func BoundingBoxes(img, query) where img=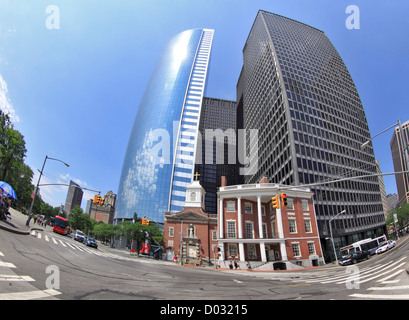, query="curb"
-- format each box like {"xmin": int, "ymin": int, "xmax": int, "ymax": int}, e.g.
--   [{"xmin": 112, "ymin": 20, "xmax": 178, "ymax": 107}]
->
[{"xmin": 0, "ymin": 223, "xmax": 30, "ymax": 235}]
